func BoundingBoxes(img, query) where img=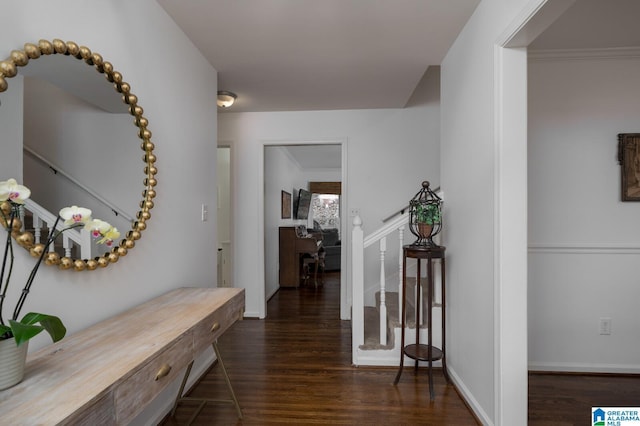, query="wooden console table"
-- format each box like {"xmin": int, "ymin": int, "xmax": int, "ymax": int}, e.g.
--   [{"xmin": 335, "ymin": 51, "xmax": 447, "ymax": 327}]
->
[{"xmin": 0, "ymin": 287, "xmax": 244, "ymax": 425}]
